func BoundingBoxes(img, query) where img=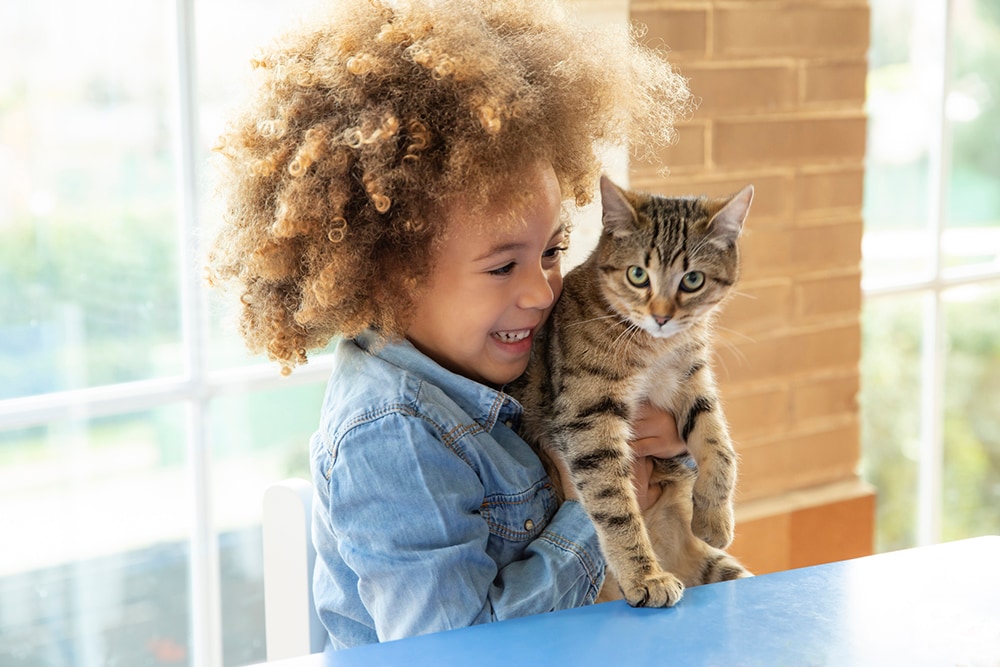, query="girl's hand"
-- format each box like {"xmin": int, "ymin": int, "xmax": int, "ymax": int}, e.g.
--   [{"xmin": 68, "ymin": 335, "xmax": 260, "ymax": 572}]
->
[
  {"xmin": 547, "ymin": 402, "xmax": 687, "ymax": 510},
  {"xmin": 630, "ymin": 402, "xmax": 687, "ymax": 511}
]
